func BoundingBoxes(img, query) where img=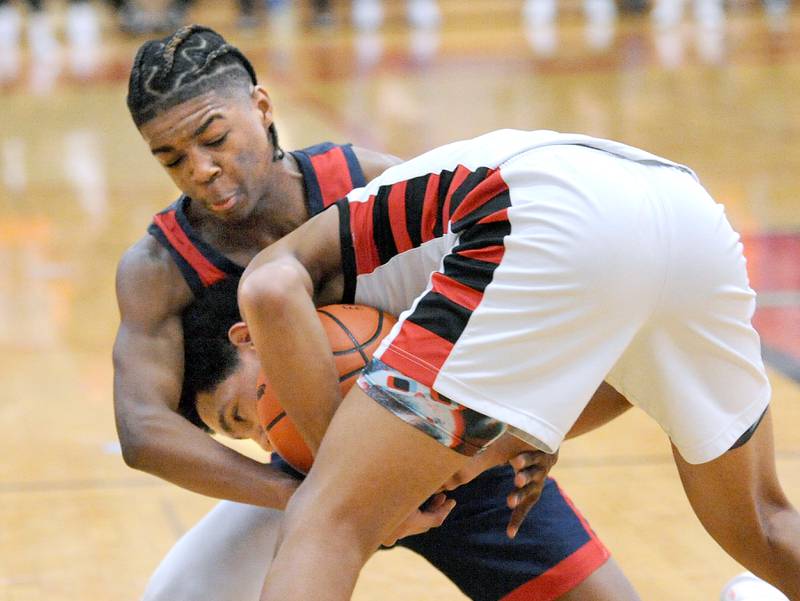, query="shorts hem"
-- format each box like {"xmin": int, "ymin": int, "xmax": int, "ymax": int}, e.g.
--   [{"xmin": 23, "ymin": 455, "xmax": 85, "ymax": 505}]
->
[
  {"xmin": 606, "ymin": 376, "xmax": 771, "ymax": 464},
  {"xmin": 675, "ymin": 395, "xmax": 772, "ymax": 464},
  {"xmin": 499, "ymin": 538, "xmax": 610, "ymax": 601},
  {"xmin": 432, "ymin": 373, "xmax": 565, "ymax": 455},
  {"xmin": 356, "ymin": 370, "xmax": 502, "ymax": 457}
]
